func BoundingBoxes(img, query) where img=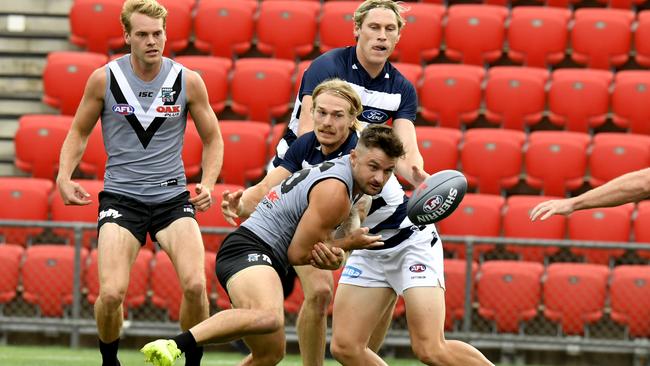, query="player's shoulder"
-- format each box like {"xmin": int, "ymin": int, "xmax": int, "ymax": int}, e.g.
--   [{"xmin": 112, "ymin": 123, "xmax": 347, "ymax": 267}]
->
[
  {"xmin": 310, "ymin": 47, "xmax": 350, "ymax": 71},
  {"xmin": 385, "ymin": 62, "xmax": 416, "ymax": 94}
]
